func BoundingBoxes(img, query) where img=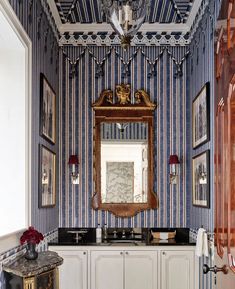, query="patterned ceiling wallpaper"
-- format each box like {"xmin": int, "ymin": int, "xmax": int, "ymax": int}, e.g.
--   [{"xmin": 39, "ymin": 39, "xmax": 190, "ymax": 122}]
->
[{"xmin": 55, "ymin": 0, "xmax": 194, "ymax": 24}]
